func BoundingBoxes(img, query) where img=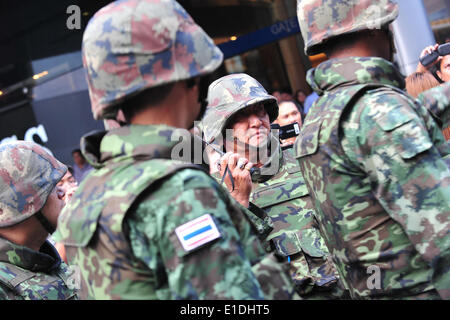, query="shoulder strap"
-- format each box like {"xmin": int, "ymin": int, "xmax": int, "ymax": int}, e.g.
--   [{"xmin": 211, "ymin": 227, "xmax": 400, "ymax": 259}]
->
[{"xmin": 0, "ymin": 263, "xmax": 35, "ymax": 293}]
